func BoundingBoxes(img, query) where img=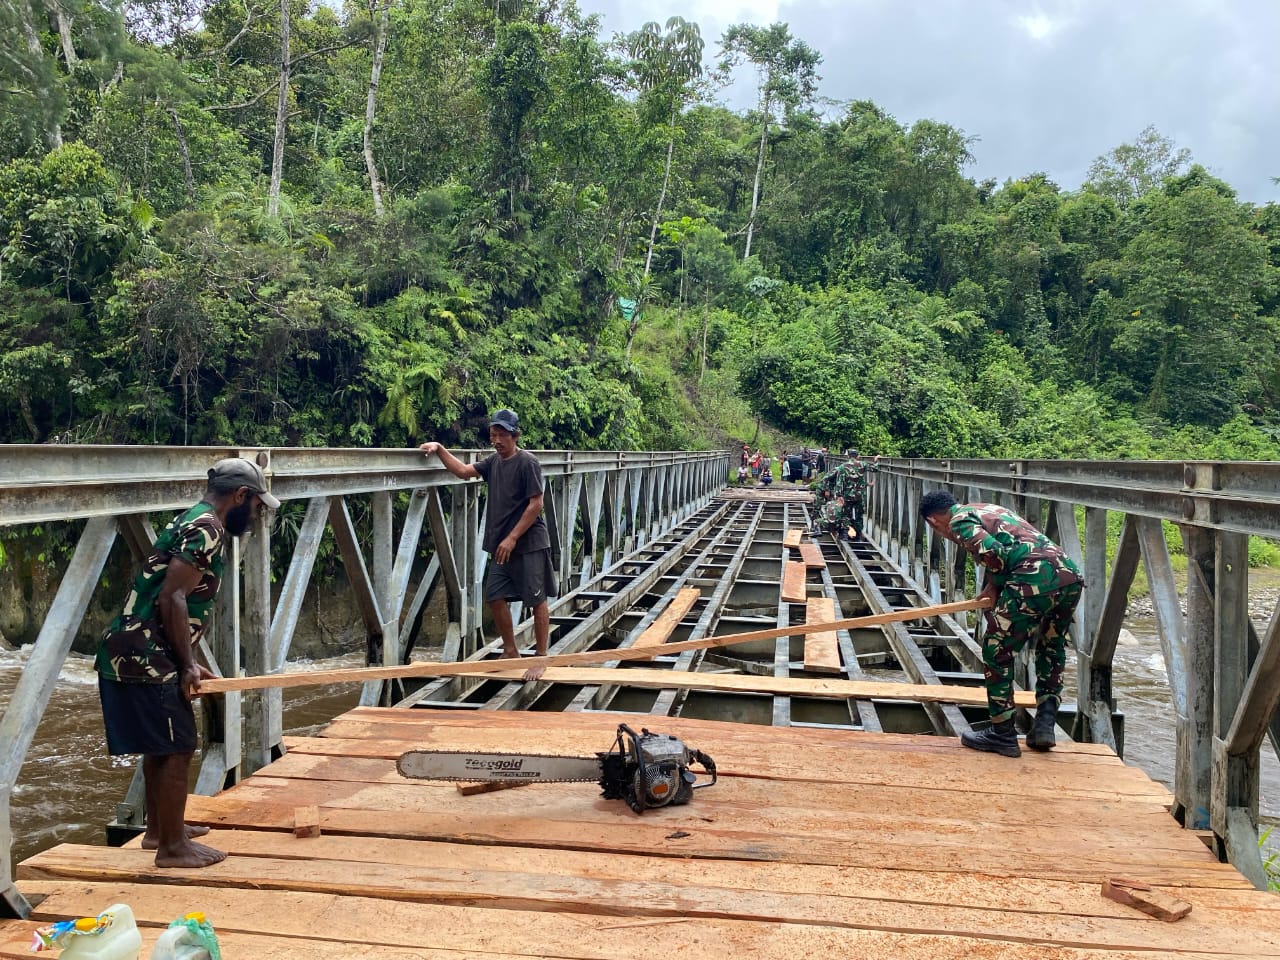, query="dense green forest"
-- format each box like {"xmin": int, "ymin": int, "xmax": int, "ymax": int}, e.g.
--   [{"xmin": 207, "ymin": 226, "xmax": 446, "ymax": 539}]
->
[{"xmin": 3, "ymin": 0, "xmax": 1279, "ymax": 459}]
